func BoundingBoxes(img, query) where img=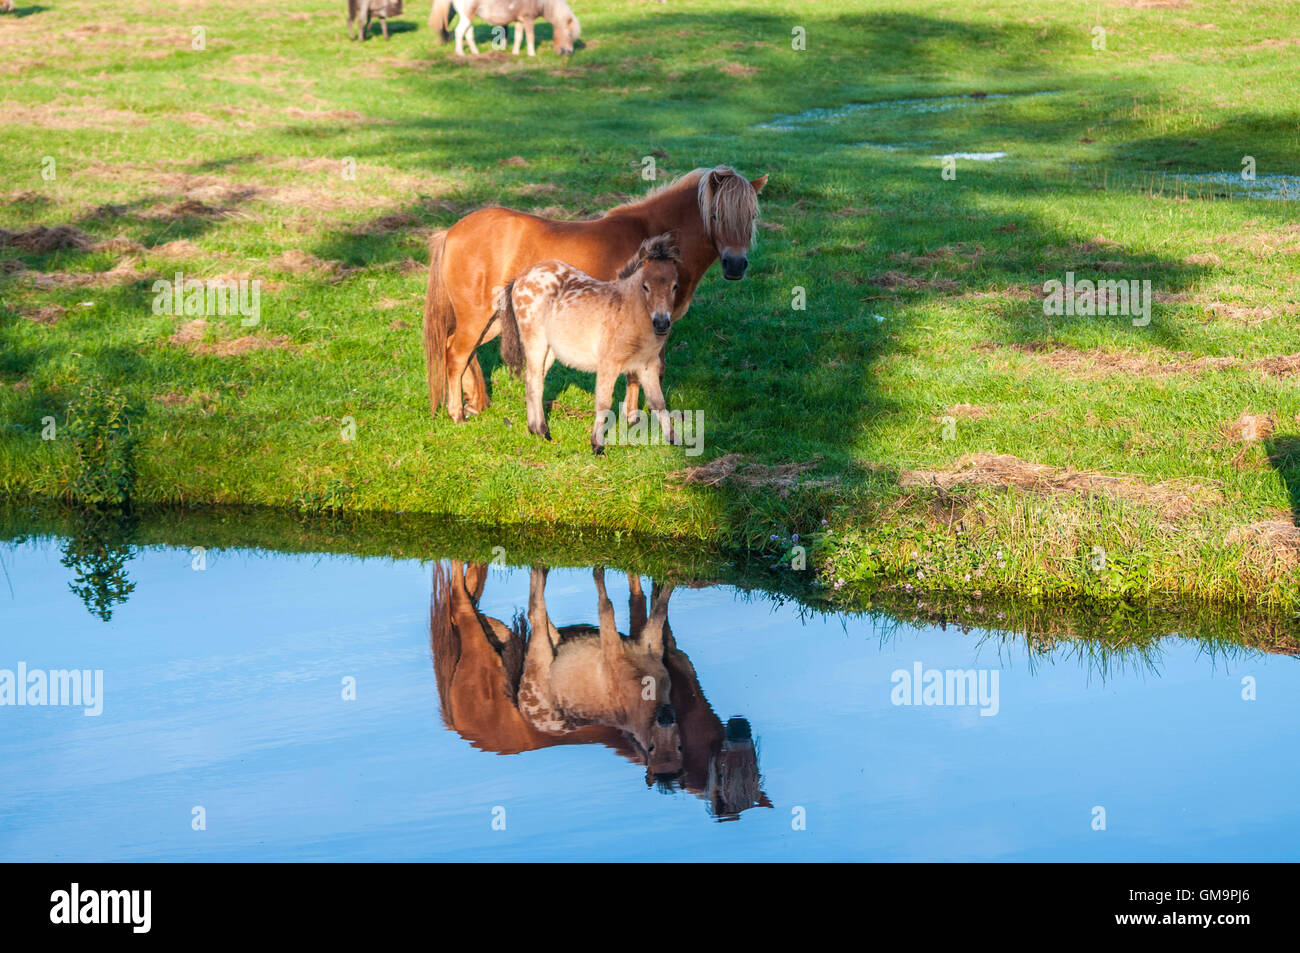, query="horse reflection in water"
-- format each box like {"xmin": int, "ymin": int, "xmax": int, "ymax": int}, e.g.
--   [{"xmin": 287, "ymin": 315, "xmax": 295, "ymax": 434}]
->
[{"xmin": 430, "ymin": 561, "xmax": 770, "ymax": 818}]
